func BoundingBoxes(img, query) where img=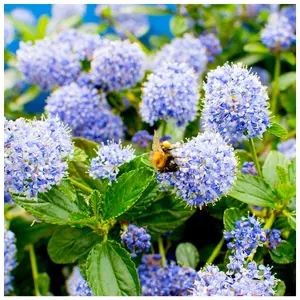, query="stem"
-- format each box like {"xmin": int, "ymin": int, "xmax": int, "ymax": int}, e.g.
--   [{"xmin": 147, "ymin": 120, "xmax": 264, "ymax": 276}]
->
[
  {"xmin": 28, "ymin": 244, "xmax": 40, "ymax": 296},
  {"xmin": 157, "ymin": 236, "xmax": 167, "ymax": 267},
  {"xmin": 69, "ymin": 178, "xmax": 93, "ymax": 194},
  {"xmin": 271, "ymin": 53, "xmax": 281, "ymax": 115},
  {"xmin": 264, "ymin": 210, "xmax": 277, "ymax": 230},
  {"xmin": 248, "ymin": 139, "xmax": 263, "ymax": 177},
  {"xmin": 161, "ymin": 120, "xmax": 167, "ymax": 137},
  {"xmin": 206, "ymin": 236, "xmax": 225, "ymax": 265}
]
